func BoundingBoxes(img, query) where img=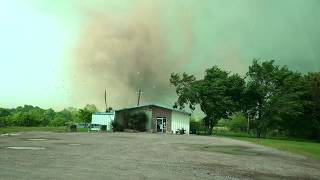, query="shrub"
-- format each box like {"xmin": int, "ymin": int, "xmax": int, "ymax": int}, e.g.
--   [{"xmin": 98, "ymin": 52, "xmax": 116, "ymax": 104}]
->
[
  {"xmin": 176, "ymin": 128, "xmax": 186, "ymax": 135},
  {"xmin": 128, "ymin": 112, "xmax": 148, "ymax": 132},
  {"xmin": 69, "ymin": 124, "xmax": 77, "ymax": 132},
  {"xmin": 111, "ymin": 120, "xmax": 124, "ymax": 132},
  {"xmin": 49, "ymin": 117, "xmax": 65, "ymax": 127},
  {"xmin": 101, "ymin": 125, "xmax": 107, "ymax": 131},
  {"xmin": 228, "ymin": 112, "xmax": 248, "ymax": 132},
  {"xmin": 0, "ymin": 117, "xmax": 8, "ymax": 127},
  {"xmin": 190, "ymin": 120, "xmax": 206, "ymax": 134},
  {"xmin": 112, "ymin": 112, "xmax": 148, "ymax": 132}
]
